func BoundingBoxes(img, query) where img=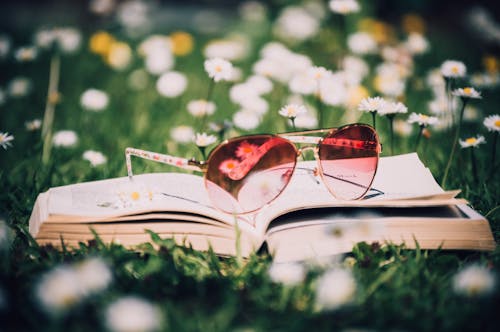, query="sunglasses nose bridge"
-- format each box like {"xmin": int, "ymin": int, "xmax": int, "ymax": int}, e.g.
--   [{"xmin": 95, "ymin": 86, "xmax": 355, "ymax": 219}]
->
[{"xmin": 297, "ymin": 145, "xmax": 317, "ymax": 156}]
